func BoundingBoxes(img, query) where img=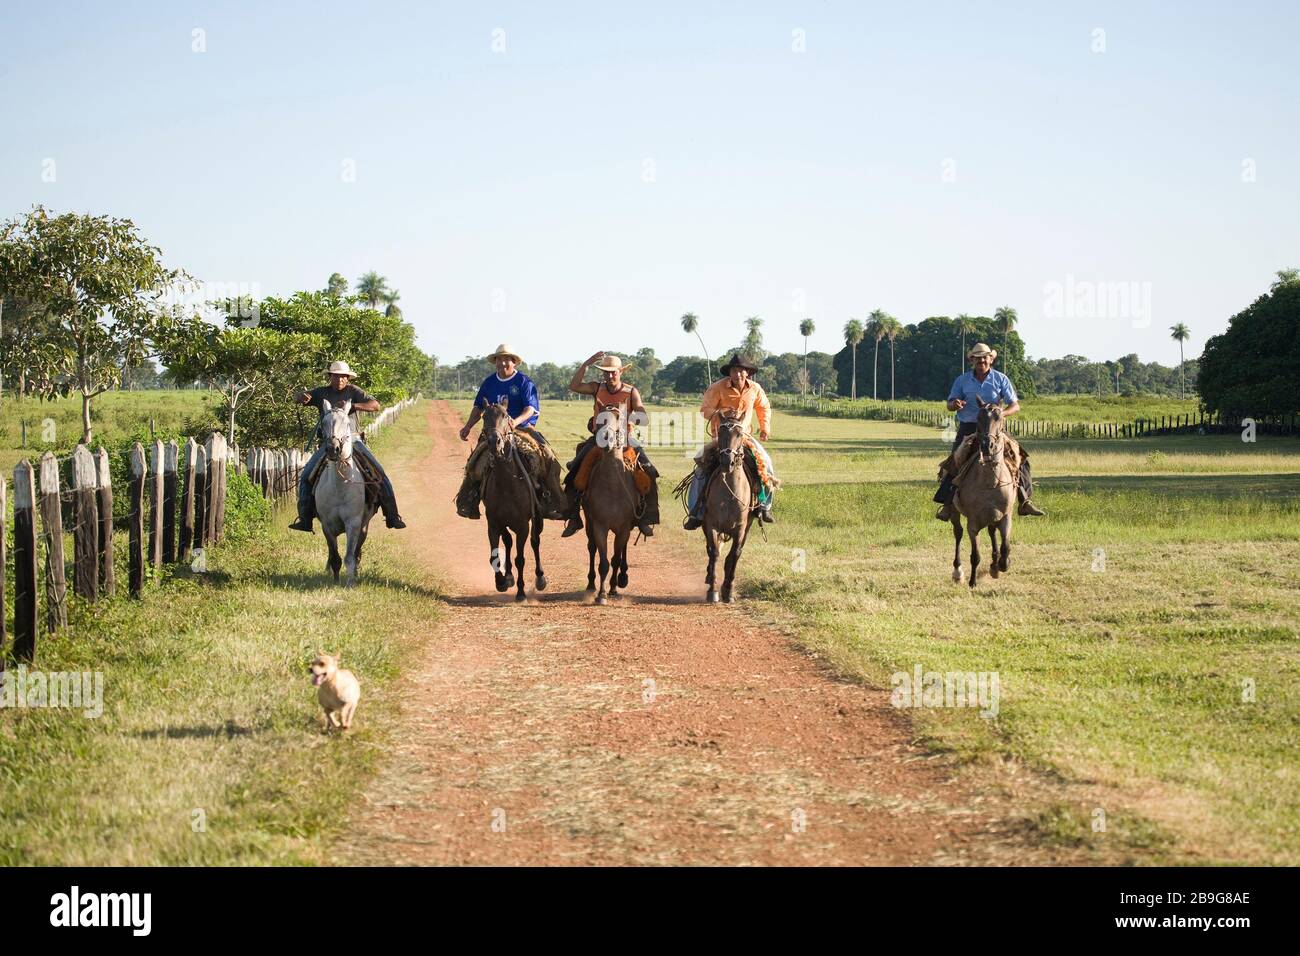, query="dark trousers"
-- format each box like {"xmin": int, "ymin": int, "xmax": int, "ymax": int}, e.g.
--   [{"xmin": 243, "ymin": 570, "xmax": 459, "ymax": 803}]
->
[
  {"xmin": 934, "ymin": 421, "xmax": 1034, "ymax": 504},
  {"xmin": 299, "ymin": 440, "xmax": 400, "ymax": 521}
]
